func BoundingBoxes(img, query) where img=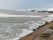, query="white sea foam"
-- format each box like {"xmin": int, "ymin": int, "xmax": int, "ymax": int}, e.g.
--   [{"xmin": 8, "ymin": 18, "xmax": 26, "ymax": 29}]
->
[
  {"xmin": 0, "ymin": 13, "xmax": 42, "ymax": 17},
  {"xmin": 10, "ymin": 29, "xmax": 33, "ymax": 40},
  {"xmin": 11, "ymin": 38, "xmax": 19, "ymax": 40},
  {"xmin": 0, "ymin": 13, "xmax": 53, "ymax": 40},
  {"xmin": 29, "ymin": 14, "xmax": 53, "ymax": 30},
  {"xmin": 15, "ymin": 14, "xmax": 53, "ymax": 40},
  {"xmin": 19, "ymin": 29, "xmax": 33, "ymax": 37}
]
